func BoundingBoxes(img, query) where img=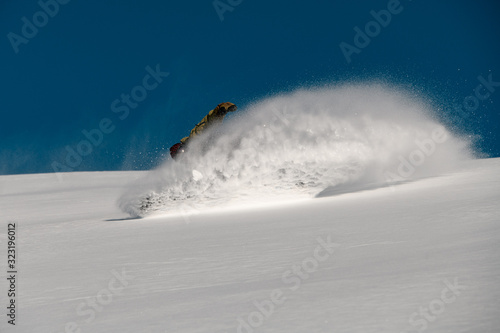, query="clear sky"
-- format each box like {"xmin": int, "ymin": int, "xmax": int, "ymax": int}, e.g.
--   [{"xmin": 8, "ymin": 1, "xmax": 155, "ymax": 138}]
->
[{"xmin": 1, "ymin": 0, "xmax": 499, "ymax": 175}]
